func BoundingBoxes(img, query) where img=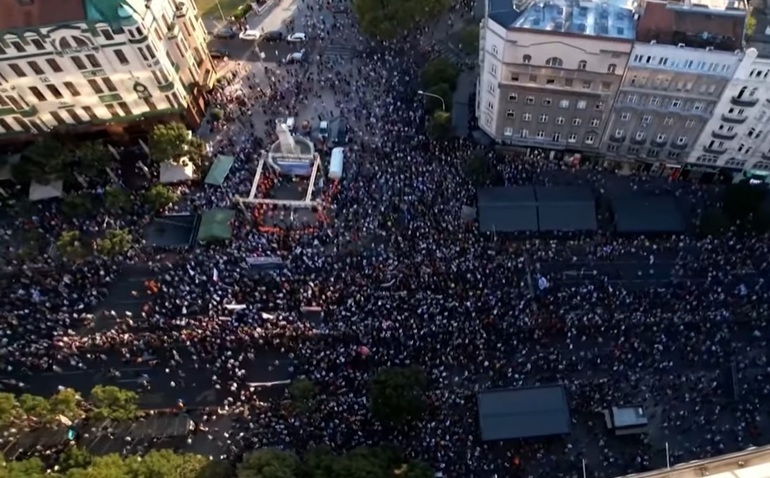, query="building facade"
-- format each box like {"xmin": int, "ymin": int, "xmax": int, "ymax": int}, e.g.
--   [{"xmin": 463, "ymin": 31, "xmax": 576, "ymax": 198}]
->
[
  {"xmin": 0, "ymin": 0, "xmax": 214, "ymax": 141},
  {"xmin": 688, "ymin": 45, "xmax": 770, "ymax": 175},
  {"xmin": 477, "ymin": 0, "xmax": 634, "ymax": 151},
  {"xmin": 601, "ymin": 0, "xmax": 746, "ymax": 166}
]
